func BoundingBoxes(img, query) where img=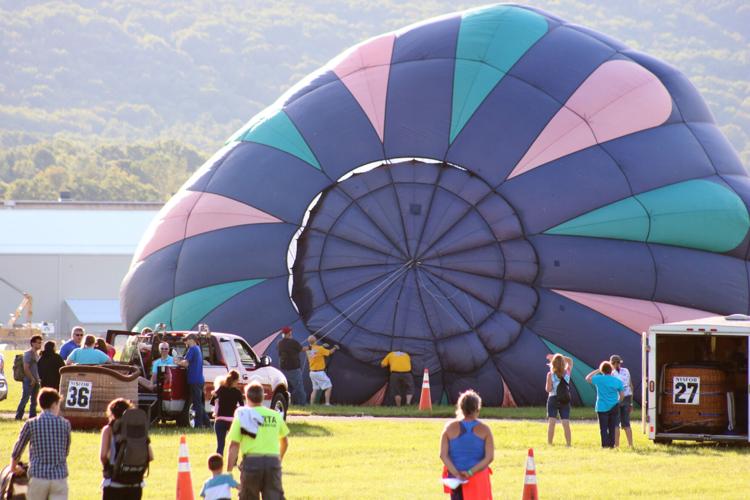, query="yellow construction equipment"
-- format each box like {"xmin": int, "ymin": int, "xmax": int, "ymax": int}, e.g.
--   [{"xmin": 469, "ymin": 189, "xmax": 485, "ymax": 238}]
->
[{"xmin": 0, "ymin": 277, "xmax": 42, "ymax": 348}]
